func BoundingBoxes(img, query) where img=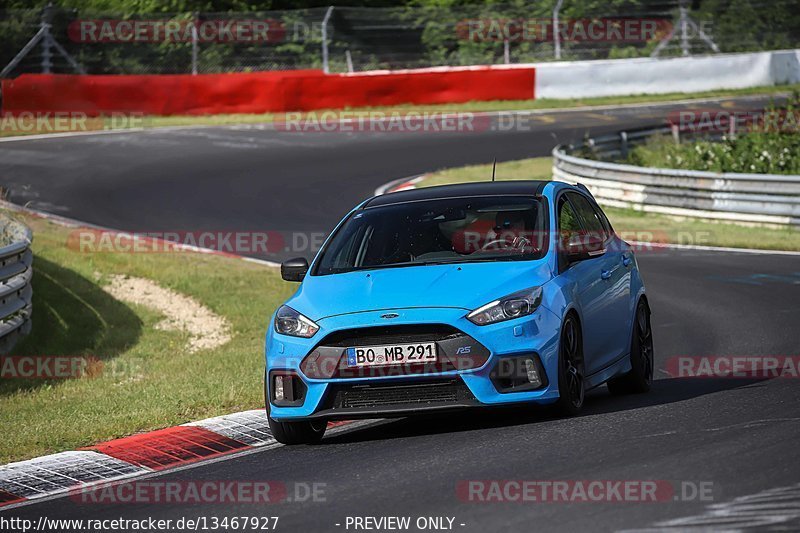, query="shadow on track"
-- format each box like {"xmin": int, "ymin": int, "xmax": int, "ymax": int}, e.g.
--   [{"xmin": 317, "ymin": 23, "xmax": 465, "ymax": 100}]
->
[{"xmin": 322, "ymin": 377, "xmax": 766, "ymax": 444}]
